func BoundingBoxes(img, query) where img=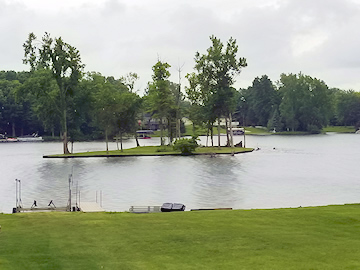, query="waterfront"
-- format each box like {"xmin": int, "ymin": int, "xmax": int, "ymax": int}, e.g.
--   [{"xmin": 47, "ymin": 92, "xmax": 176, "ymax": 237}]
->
[{"xmin": 0, "ymin": 133, "xmax": 359, "ymax": 213}]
